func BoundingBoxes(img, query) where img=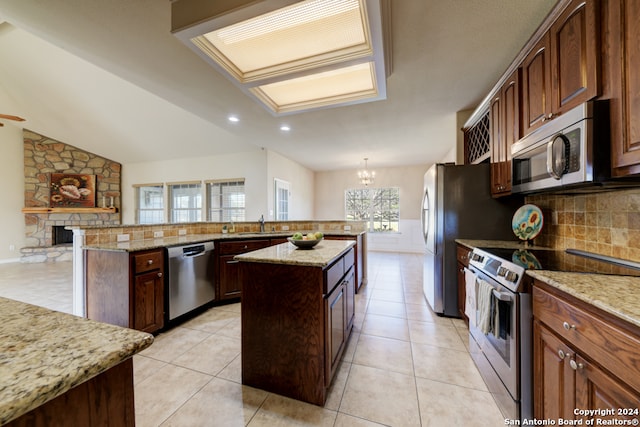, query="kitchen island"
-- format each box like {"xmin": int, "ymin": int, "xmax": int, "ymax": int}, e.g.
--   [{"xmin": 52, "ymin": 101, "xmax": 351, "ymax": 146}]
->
[
  {"xmin": 235, "ymin": 240, "xmax": 356, "ymax": 406},
  {"xmin": 0, "ymin": 297, "xmax": 153, "ymax": 426}
]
